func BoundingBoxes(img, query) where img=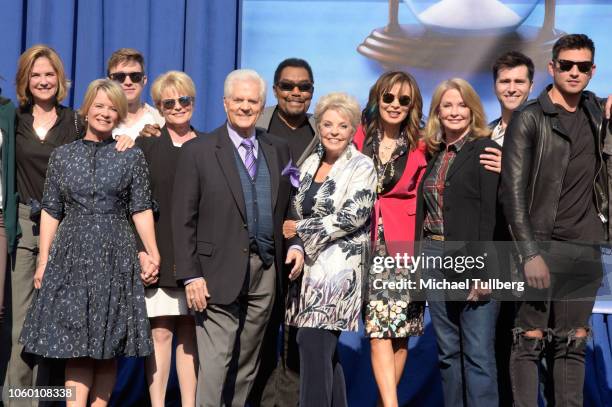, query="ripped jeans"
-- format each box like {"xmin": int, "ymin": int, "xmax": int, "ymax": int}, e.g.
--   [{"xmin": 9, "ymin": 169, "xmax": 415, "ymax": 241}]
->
[{"xmin": 510, "ymin": 242, "xmax": 602, "ymax": 407}]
